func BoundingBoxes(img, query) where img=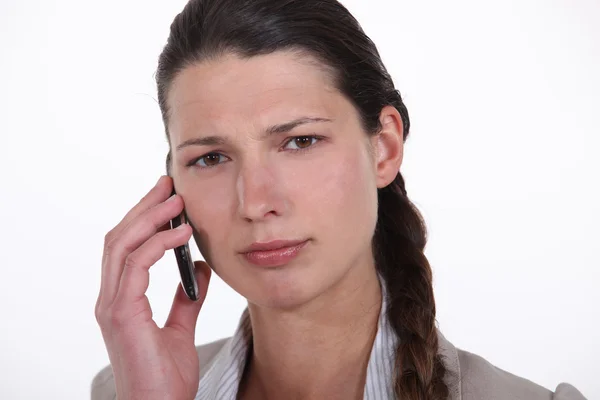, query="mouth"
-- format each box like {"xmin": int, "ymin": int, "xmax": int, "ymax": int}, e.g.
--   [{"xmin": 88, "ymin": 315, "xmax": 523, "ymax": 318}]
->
[{"xmin": 240, "ymin": 239, "xmax": 309, "ymax": 267}]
